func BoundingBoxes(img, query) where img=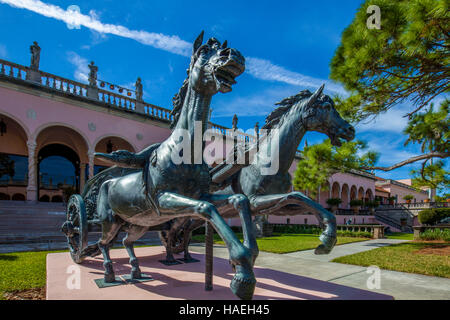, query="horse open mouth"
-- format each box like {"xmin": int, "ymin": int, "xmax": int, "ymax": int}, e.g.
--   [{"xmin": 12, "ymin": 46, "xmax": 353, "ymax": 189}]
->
[
  {"xmin": 216, "ymin": 61, "xmax": 244, "ymax": 92},
  {"xmin": 330, "ymin": 132, "xmax": 354, "ymax": 147}
]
